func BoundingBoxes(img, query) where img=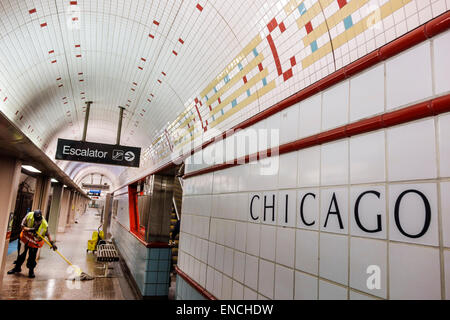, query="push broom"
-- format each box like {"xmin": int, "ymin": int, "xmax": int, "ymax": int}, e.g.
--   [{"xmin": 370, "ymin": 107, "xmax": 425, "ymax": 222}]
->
[{"xmin": 36, "ymin": 232, "xmax": 94, "ymax": 281}]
